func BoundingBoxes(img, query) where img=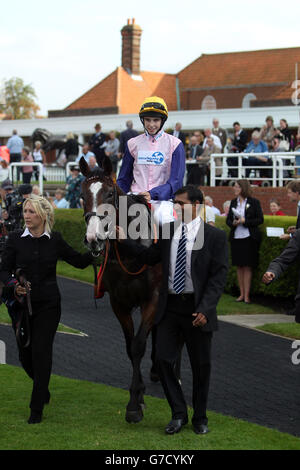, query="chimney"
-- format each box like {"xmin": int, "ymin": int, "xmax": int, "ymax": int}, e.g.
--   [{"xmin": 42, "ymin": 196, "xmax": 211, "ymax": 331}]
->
[{"xmin": 121, "ymin": 18, "xmax": 142, "ymax": 75}]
